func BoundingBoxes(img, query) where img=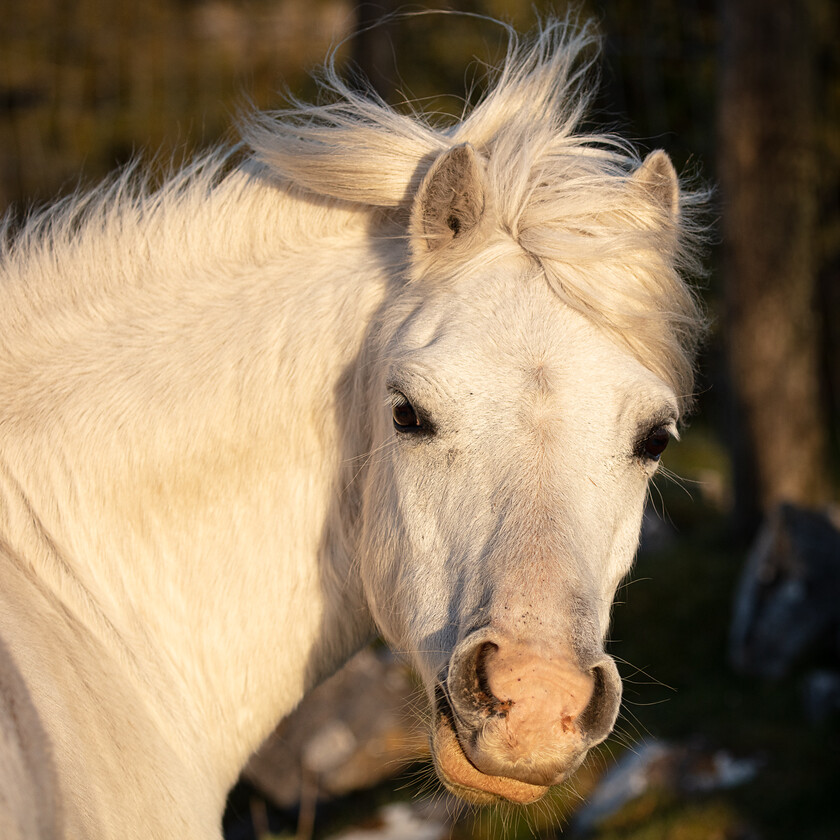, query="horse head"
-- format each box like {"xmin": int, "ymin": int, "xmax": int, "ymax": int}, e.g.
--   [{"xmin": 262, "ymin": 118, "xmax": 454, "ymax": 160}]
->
[{"xmin": 350, "ymin": 141, "xmax": 689, "ymax": 803}]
